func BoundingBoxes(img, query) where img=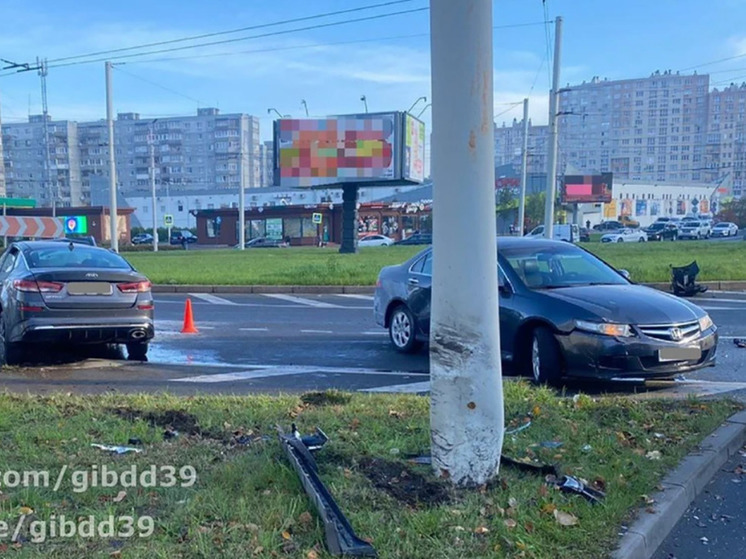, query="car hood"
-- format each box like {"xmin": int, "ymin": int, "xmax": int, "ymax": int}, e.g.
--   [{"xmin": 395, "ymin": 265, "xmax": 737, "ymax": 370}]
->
[{"xmin": 543, "ymin": 284, "xmax": 704, "ymax": 325}]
